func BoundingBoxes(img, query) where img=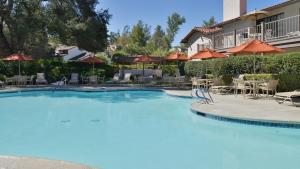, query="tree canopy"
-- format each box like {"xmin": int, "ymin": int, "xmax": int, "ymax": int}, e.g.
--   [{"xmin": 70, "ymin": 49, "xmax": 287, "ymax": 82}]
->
[
  {"xmin": 202, "ymin": 16, "xmax": 217, "ymax": 28},
  {"xmin": 110, "ymin": 12, "xmax": 185, "ymax": 56},
  {"xmin": 0, "ymin": 0, "xmax": 111, "ymax": 57}
]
